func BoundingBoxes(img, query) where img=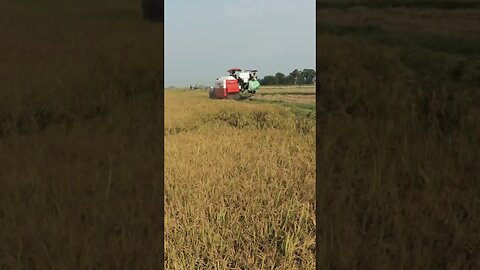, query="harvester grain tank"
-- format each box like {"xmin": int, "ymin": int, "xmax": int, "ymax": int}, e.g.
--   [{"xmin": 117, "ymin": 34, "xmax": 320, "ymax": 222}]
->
[{"xmin": 209, "ymin": 68, "xmax": 261, "ymax": 99}]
